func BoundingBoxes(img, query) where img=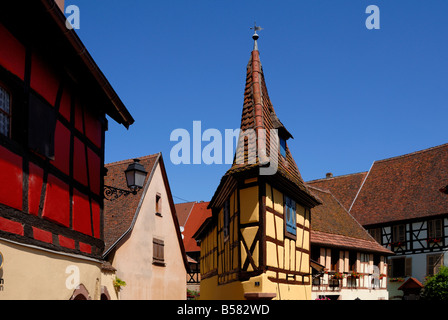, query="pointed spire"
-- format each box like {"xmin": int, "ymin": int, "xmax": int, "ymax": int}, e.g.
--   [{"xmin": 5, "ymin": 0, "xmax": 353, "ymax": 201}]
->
[{"xmin": 250, "ymin": 22, "xmax": 263, "ymax": 51}]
